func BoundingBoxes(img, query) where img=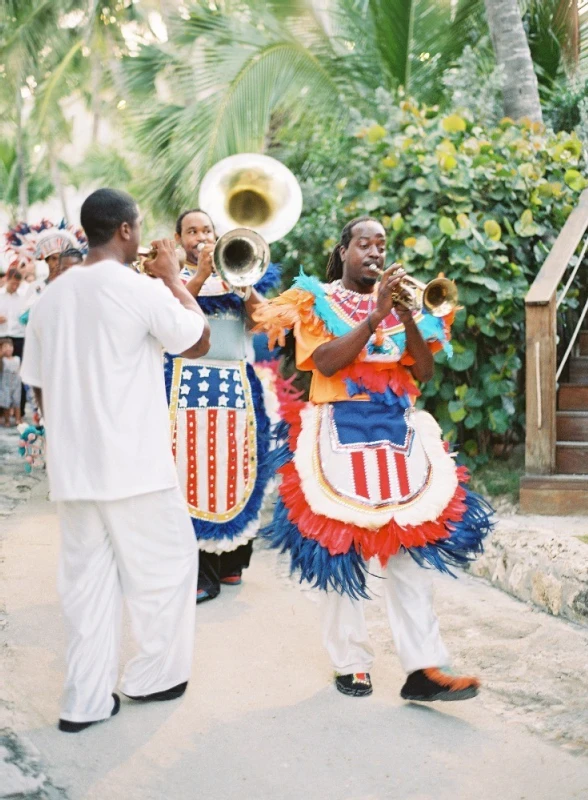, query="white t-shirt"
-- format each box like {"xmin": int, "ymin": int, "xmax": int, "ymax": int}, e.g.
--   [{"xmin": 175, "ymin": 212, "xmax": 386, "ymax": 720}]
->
[
  {"xmin": 0, "ymin": 283, "xmax": 29, "ymax": 337},
  {"xmin": 21, "ymin": 260, "xmax": 205, "ymax": 502}
]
